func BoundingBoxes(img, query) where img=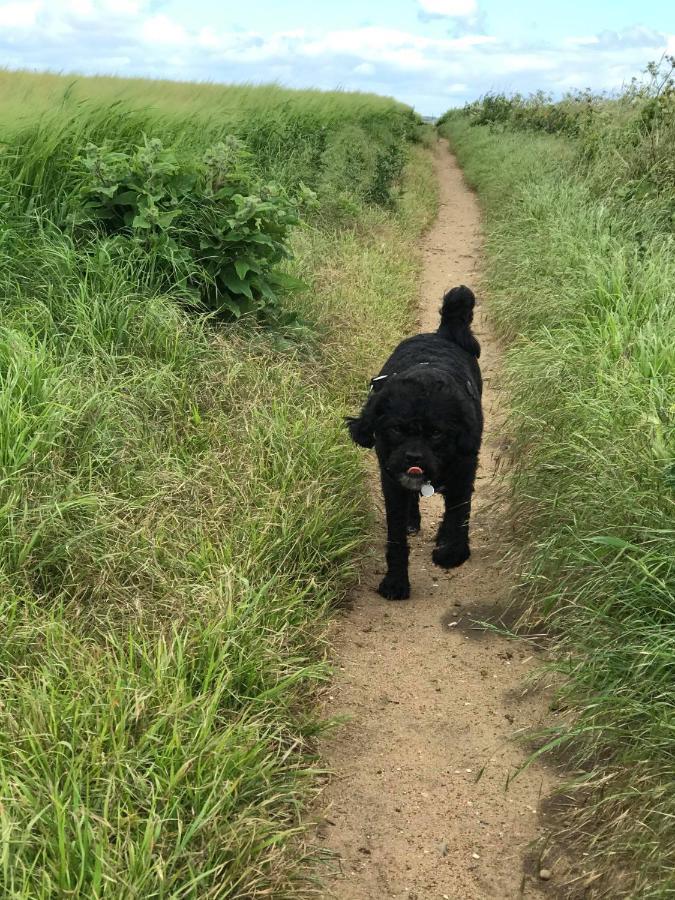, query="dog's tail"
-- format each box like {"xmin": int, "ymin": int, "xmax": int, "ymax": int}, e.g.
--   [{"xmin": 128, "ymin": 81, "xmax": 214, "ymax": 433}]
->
[{"xmin": 437, "ymin": 285, "xmax": 480, "ymax": 357}]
